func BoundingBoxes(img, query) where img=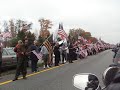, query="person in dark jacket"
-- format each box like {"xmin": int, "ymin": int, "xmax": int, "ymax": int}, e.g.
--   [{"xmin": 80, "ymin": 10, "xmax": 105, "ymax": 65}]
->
[
  {"xmin": 112, "ymin": 47, "xmax": 119, "ymax": 58},
  {"xmin": 29, "ymin": 40, "xmax": 39, "ymax": 72},
  {"xmin": 13, "ymin": 40, "xmax": 28, "ymax": 81},
  {"xmin": 0, "ymin": 46, "xmax": 2, "ymax": 79},
  {"xmin": 24, "ymin": 39, "xmax": 30, "ymax": 67},
  {"xmin": 113, "ymin": 48, "xmax": 120, "ymax": 64},
  {"xmin": 68, "ymin": 43, "xmax": 74, "ymax": 63},
  {"xmin": 53, "ymin": 43, "xmax": 61, "ymax": 66}
]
